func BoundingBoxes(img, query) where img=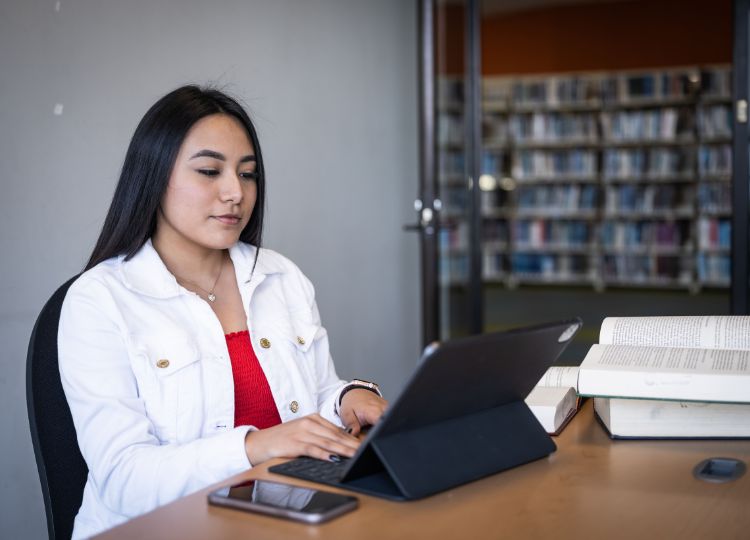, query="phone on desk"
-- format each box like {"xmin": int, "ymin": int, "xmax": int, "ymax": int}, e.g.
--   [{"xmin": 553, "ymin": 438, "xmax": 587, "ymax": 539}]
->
[{"xmin": 207, "ymin": 479, "xmax": 358, "ymax": 524}]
